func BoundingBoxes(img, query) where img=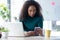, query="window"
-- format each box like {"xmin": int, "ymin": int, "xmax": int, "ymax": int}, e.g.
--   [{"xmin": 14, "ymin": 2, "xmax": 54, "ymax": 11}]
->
[{"xmin": 11, "ymin": 0, "xmax": 25, "ymax": 22}]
